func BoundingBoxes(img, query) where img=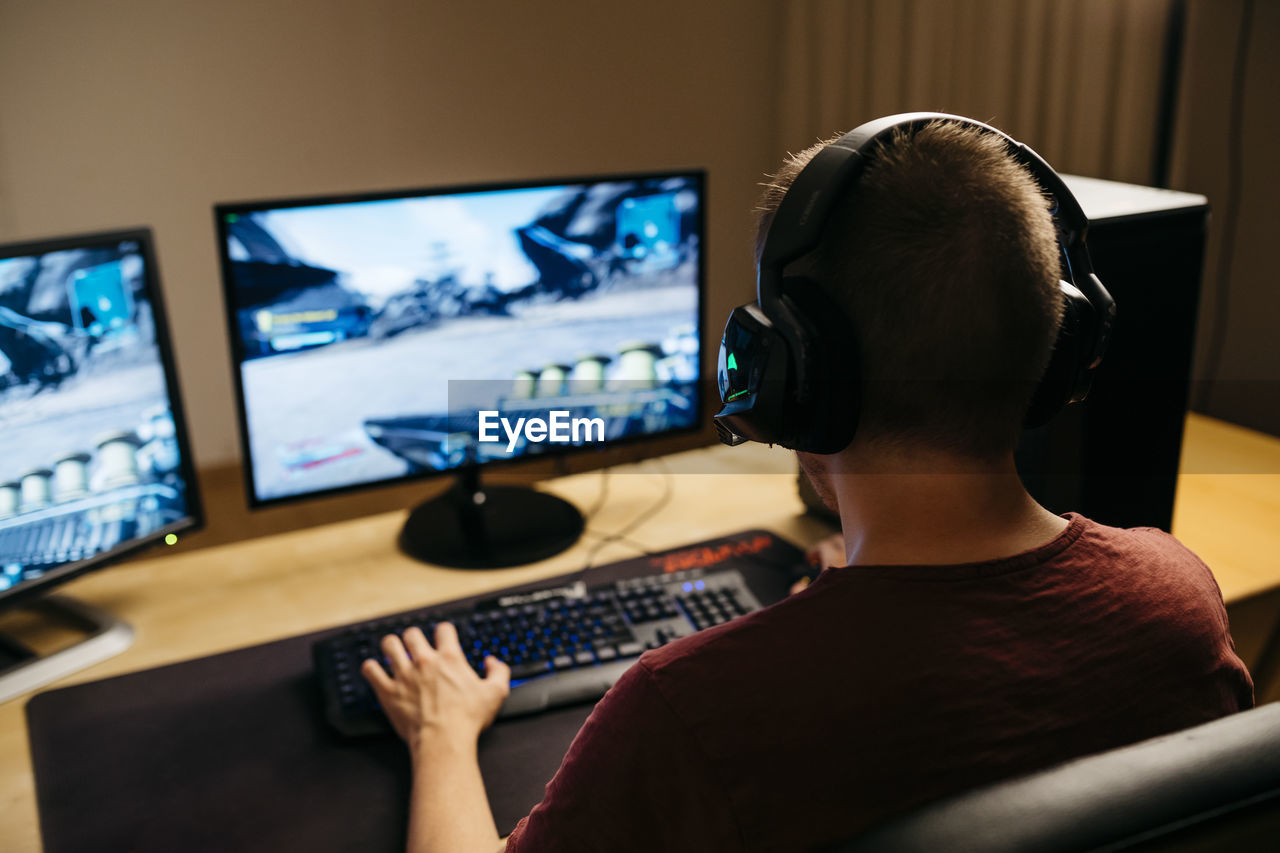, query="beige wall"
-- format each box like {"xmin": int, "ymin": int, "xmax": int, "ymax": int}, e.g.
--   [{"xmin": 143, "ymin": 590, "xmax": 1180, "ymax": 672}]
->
[{"xmin": 0, "ymin": 0, "xmax": 779, "ymax": 467}]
